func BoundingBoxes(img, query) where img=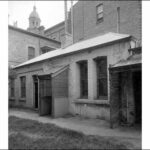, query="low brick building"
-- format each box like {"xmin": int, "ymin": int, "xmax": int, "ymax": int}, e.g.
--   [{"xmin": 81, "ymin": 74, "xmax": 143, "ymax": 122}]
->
[
  {"xmin": 9, "ymin": 1, "xmax": 142, "ymax": 128},
  {"xmin": 9, "ymin": 32, "xmax": 141, "ymax": 127}
]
